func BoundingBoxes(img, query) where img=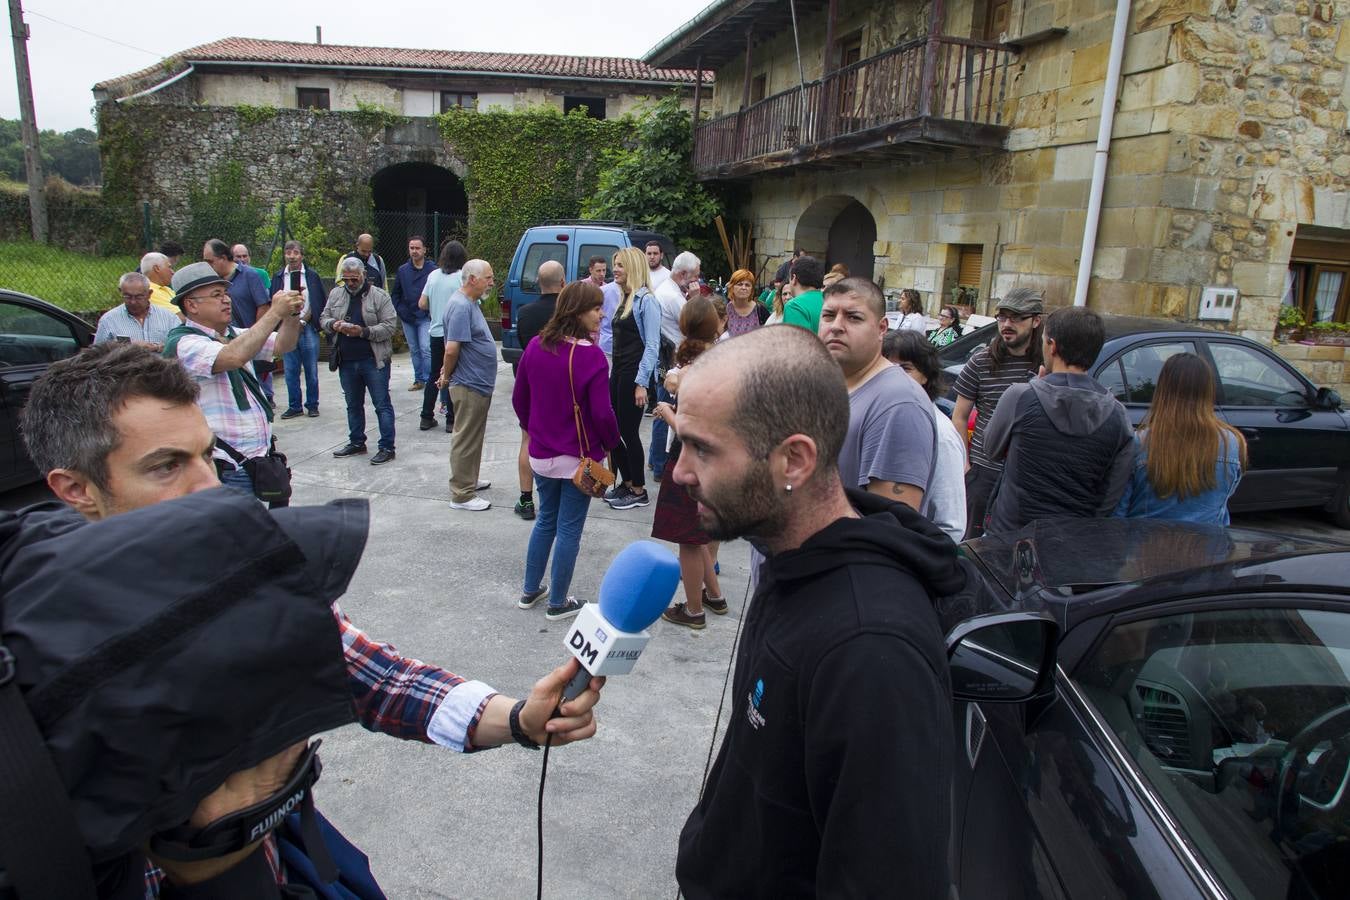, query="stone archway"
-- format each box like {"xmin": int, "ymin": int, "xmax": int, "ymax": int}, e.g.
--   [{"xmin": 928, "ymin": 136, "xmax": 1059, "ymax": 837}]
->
[
  {"xmin": 794, "ymin": 195, "xmax": 878, "ymax": 282},
  {"xmin": 370, "ymin": 161, "xmax": 468, "ymax": 271}
]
